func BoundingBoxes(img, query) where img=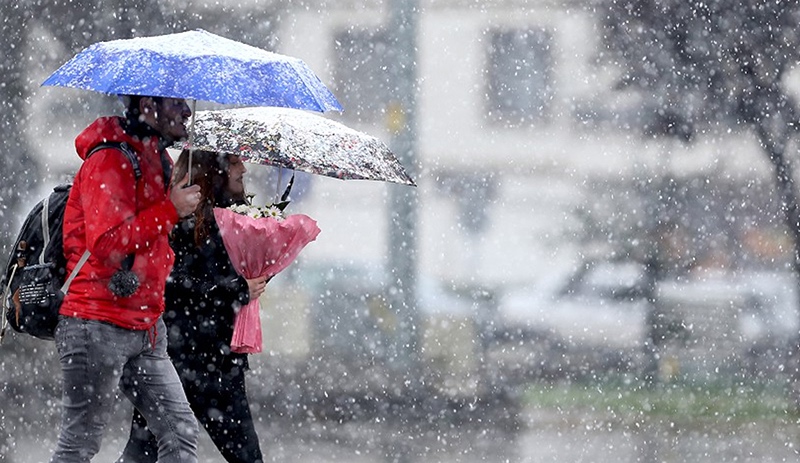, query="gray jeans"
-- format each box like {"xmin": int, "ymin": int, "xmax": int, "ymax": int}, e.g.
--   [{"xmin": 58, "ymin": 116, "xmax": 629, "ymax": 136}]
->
[{"xmin": 50, "ymin": 316, "xmax": 199, "ymax": 463}]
